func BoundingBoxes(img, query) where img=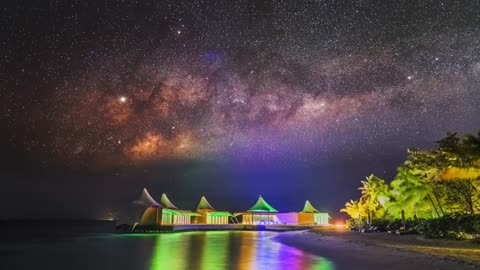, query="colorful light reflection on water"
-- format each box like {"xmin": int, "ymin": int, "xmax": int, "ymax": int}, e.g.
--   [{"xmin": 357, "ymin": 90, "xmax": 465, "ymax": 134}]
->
[{"xmin": 150, "ymin": 231, "xmax": 334, "ymax": 270}]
